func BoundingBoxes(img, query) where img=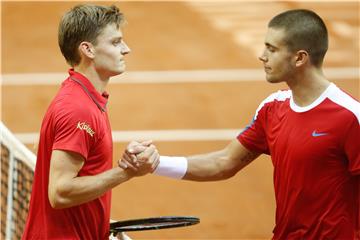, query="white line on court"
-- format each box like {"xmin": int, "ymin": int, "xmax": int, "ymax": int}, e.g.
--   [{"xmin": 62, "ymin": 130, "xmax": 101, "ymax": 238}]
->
[
  {"xmin": 2, "ymin": 67, "xmax": 358, "ymax": 85},
  {"xmin": 15, "ymin": 129, "xmax": 242, "ymax": 145}
]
